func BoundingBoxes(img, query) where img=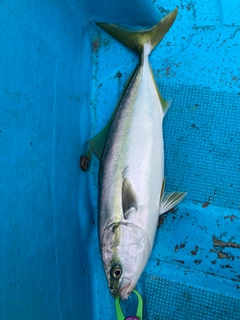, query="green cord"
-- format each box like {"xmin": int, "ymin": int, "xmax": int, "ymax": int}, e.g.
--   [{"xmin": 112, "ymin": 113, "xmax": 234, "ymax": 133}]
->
[{"xmin": 115, "ymin": 289, "xmax": 143, "ymax": 320}]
